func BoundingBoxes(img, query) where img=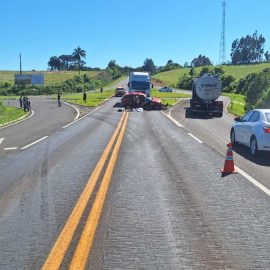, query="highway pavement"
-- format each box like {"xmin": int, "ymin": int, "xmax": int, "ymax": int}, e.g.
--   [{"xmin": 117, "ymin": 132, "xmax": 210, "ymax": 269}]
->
[
  {"xmin": 169, "ymin": 96, "xmax": 270, "ymax": 189},
  {"xmin": 0, "ymin": 96, "xmax": 77, "ymax": 154},
  {"xmin": 0, "ymin": 97, "xmax": 269, "ymax": 269}
]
